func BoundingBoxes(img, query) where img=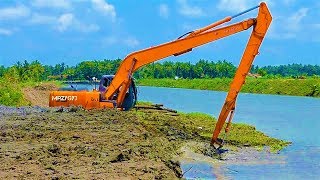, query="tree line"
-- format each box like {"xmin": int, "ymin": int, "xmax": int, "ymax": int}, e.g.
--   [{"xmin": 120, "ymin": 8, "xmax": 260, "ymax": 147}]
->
[{"xmin": 0, "ymin": 59, "xmax": 319, "ymax": 82}]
